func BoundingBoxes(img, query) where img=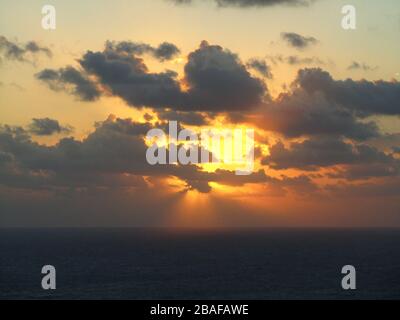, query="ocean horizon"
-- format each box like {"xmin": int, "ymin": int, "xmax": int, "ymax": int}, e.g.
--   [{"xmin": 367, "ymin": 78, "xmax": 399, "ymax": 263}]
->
[{"xmin": 1, "ymin": 228, "xmax": 400, "ymax": 300}]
